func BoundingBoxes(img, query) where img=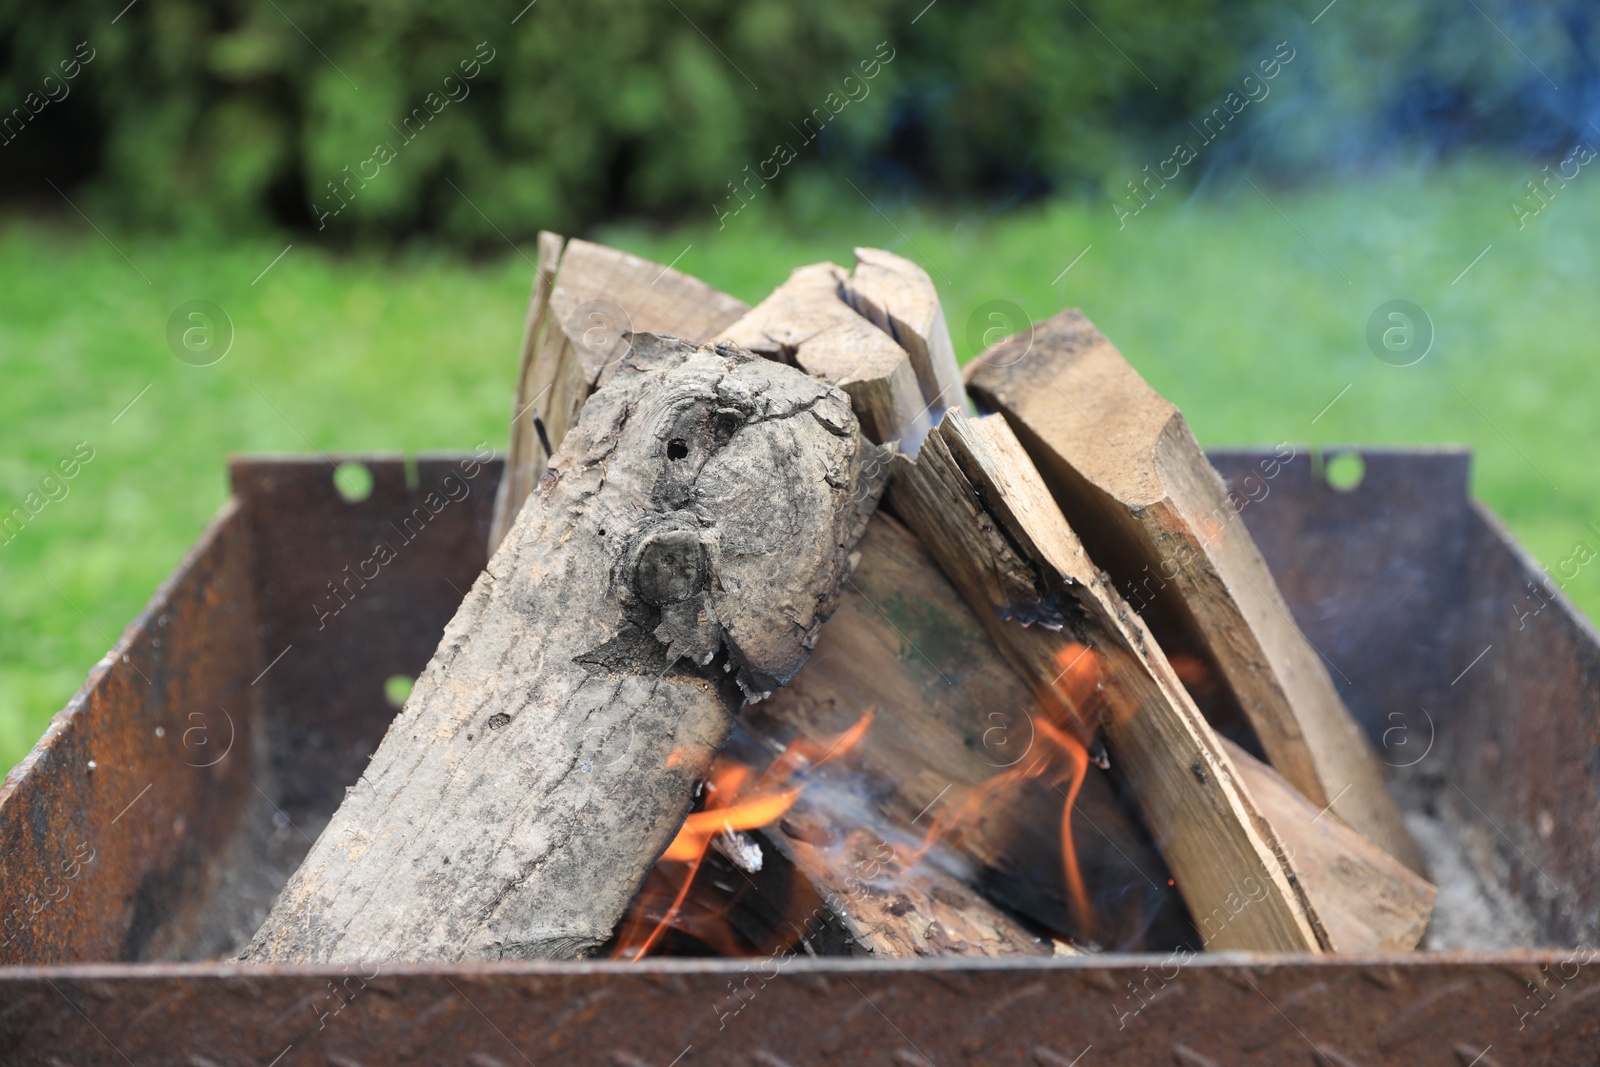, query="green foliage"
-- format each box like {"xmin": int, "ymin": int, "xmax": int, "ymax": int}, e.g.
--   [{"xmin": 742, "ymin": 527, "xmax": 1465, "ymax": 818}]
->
[
  {"xmin": 881, "ymin": 0, "xmax": 1274, "ymax": 195},
  {"xmin": 0, "ymin": 0, "xmax": 1307, "ymax": 236},
  {"xmin": 2, "ymin": 0, "xmax": 902, "ymax": 236},
  {"xmin": 6, "ymin": 1, "xmax": 1598, "ymax": 236}
]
